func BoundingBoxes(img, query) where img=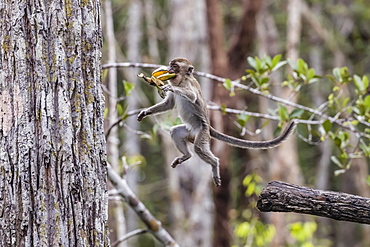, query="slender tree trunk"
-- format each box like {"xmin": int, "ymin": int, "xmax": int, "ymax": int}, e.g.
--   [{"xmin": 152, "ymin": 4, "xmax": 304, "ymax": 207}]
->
[
  {"xmin": 205, "ymin": 1, "xmax": 232, "ymax": 246},
  {"xmin": 0, "ymin": 1, "xmax": 108, "ymax": 246},
  {"xmin": 270, "ymin": 1, "xmax": 304, "ymax": 246},
  {"xmin": 124, "ymin": 1, "xmax": 142, "ymax": 246},
  {"xmin": 206, "ymin": 1, "xmax": 263, "ymax": 246},
  {"xmin": 103, "ymin": 1, "xmax": 126, "ymax": 246},
  {"xmin": 166, "ymin": 0, "xmax": 214, "ymax": 246}
]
